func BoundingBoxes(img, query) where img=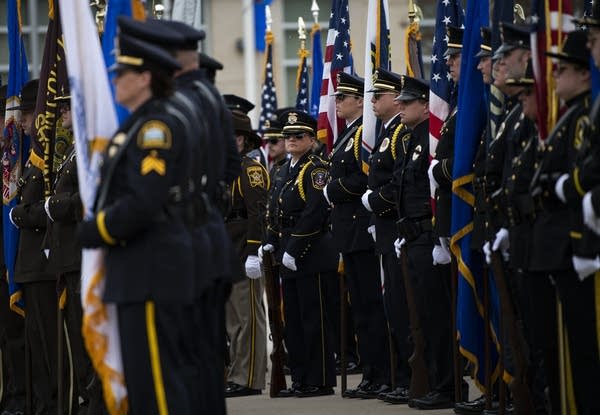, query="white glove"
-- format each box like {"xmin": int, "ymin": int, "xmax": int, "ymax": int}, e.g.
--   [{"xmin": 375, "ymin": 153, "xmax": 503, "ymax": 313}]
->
[
  {"xmin": 258, "ymin": 243, "xmax": 274, "ymax": 262},
  {"xmin": 282, "ymin": 252, "xmax": 297, "ymax": 271},
  {"xmin": 245, "ymin": 255, "xmax": 262, "ymax": 279},
  {"xmin": 367, "ymin": 225, "xmax": 377, "ymax": 242},
  {"xmin": 554, "ymin": 173, "xmax": 569, "ymax": 204},
  {"xmin": 44, "ymin": 197, "xmax": 55, "ymax": 221},
  {"xmin": 432, "ymin": 243, "xmax": 451, "ymax": 265},
  {"xmin": 8, "ymin": 207, "xmax": 18, "ymax": 229},
  {"xmin": 361, "ymin": 190, "xmax": 373, "ymax": 212},
  {"xmin": 582, "ymin": 192, "xmax": 600, "ymax": 236},
  {"xmin": 492, "ymin": 228, "xmax": 510, "ymax": 261},
  {"xmin": 394, "ymin": 238, "xmax": 406, "ymax": 258},
  {"xmin": 572, "ymin": 255, "xmax": 600, "ymax": 281},
  {"xmin": 323, "ymin": 184, "xmax": 332, "ymax": 205},
  {"xmin": 483, "ymin": 241, "xmax": 492, "ymax": 265},
  {"xmin": 428, "ymin": 159, "xmax": 440, "ymax": 189}
]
